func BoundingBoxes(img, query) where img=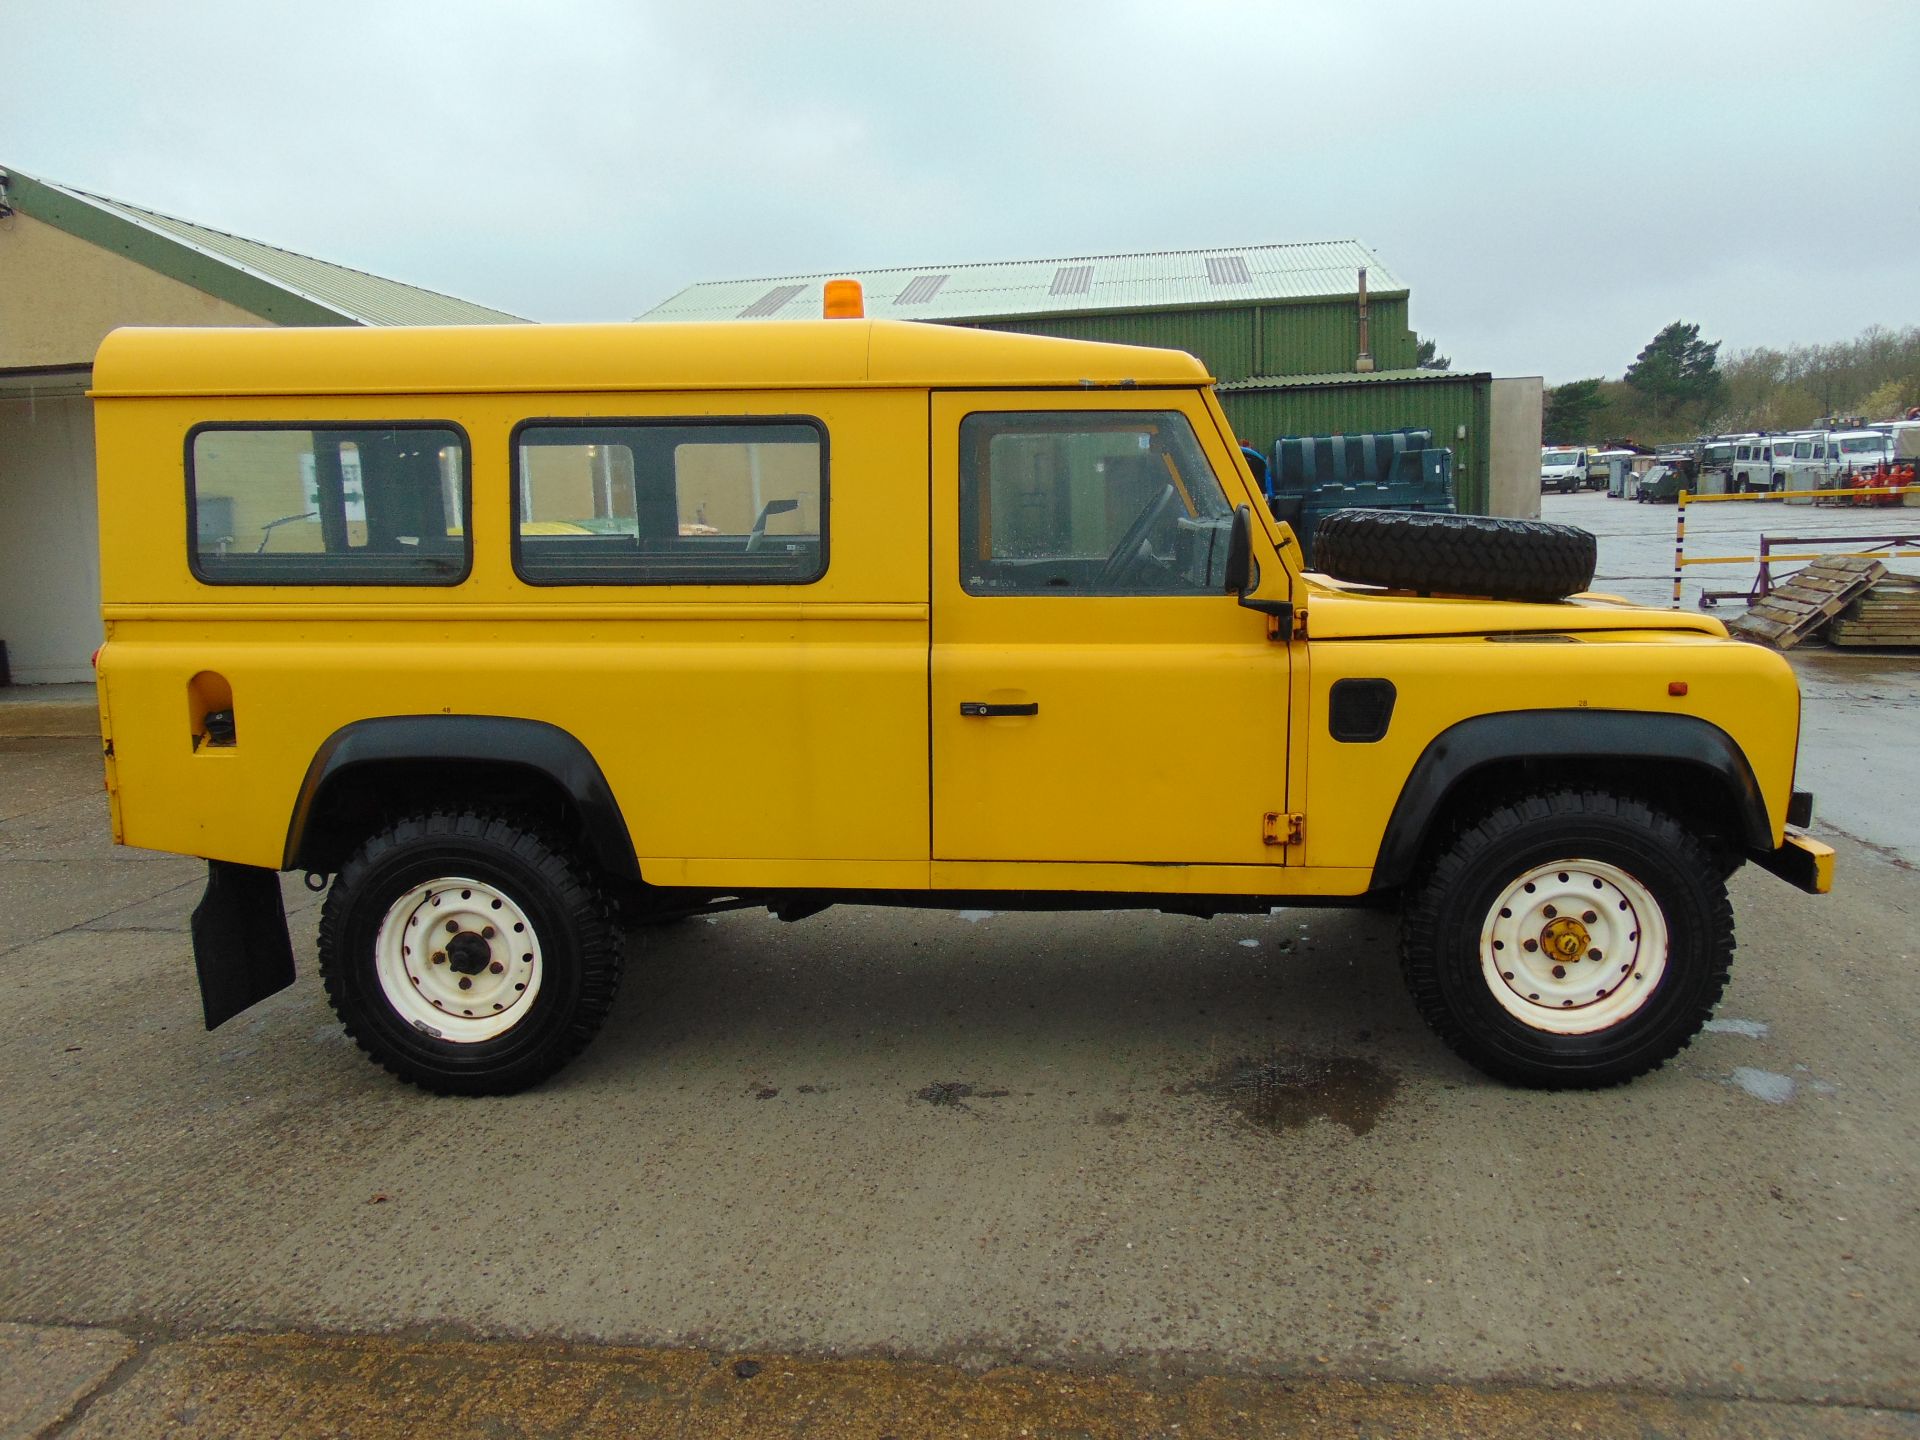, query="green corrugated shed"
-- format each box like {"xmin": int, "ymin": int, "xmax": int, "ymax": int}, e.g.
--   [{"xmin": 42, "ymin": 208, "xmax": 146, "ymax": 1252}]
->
[
  {"xmin": 965, "ymin": 297, "xmax": 1415, "ymax": 382},
  {"xmin": 641, "ymin": 240, "xmax": 1477, "ymax": 507},
  {"xmin": 642, "ymin": 242, "xmax": 1423, "ymax": 378},
  {"xmin": 643, "ymin": 242, "xmax": 1406, "ymax": 329},
  {"xmin": 1217, "ymin": 370, "xmax": 1493, "ymax": 514}
]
